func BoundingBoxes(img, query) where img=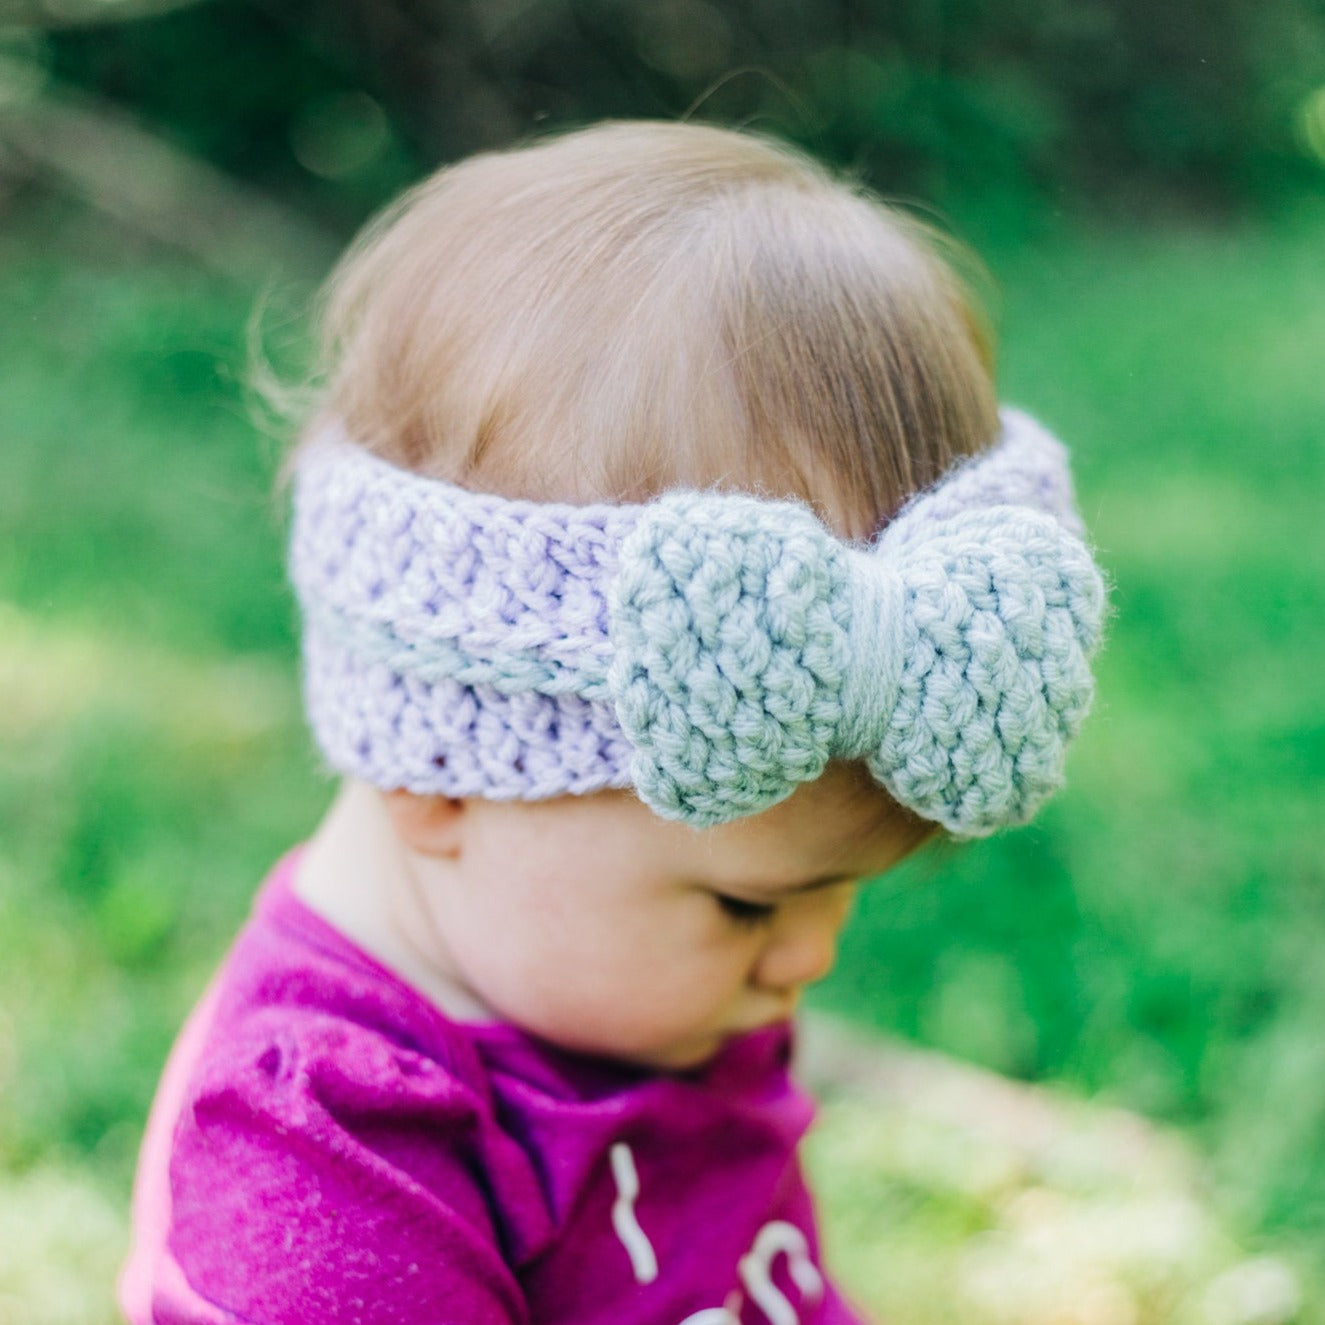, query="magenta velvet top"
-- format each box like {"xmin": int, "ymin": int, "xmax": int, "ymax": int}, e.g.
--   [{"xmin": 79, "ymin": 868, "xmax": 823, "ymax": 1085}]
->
[{"xmin": 120, "ymin": 851, "xmax": 867, "ymax": 1325}]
